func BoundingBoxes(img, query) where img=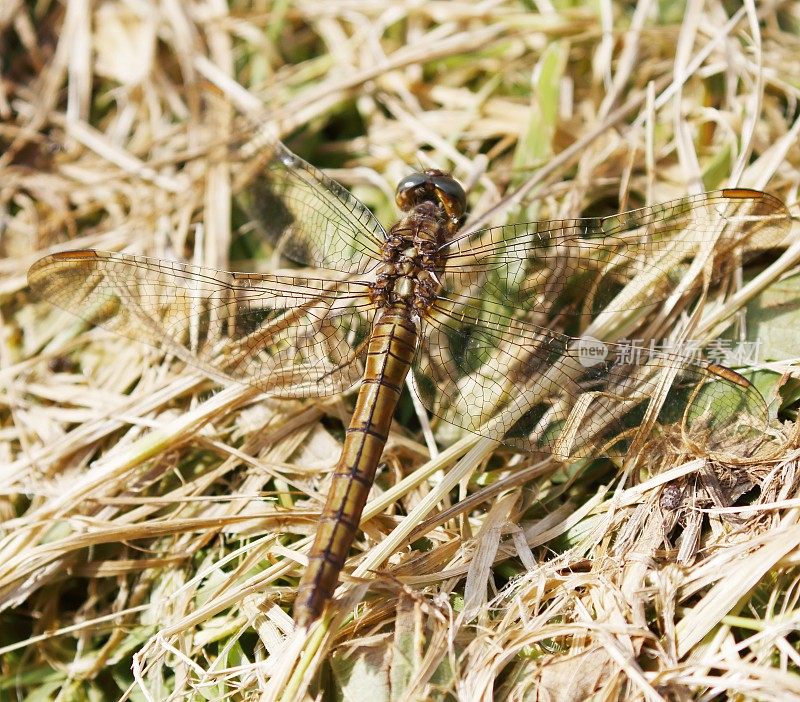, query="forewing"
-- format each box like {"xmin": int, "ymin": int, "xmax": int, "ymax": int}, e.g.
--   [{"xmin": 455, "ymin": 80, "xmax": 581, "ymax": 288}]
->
[
  {"xmin": 239, "ymin": 140, "xmax": 386, "ymax": 274},
  {"xmin": 415, "ymin": 298, "xmax": 768, "ymax": 459},
  {"xmin": 441, "ymin": 190, "xmax": 790, "ymax": 328},
  {"xmin": 29, "ymin": 250, "xmax": 376, "ymax": 397}
]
